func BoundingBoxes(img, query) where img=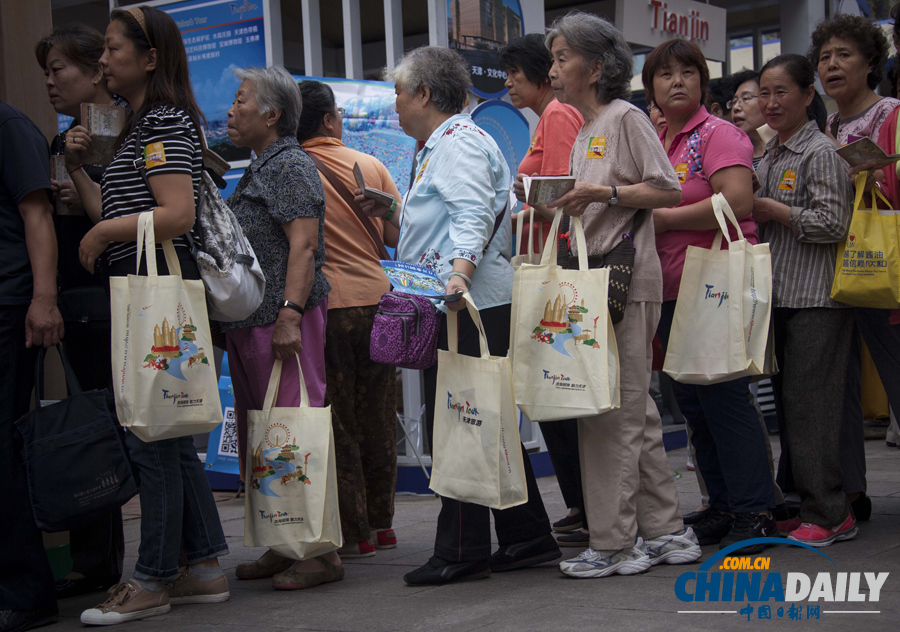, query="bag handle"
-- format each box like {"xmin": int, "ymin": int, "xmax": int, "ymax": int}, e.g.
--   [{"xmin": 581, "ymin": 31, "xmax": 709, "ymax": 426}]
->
[
  {"xmin": 307, "ymin": 153, "xmax": 392, "ymax": 261},
  {"xmin": 33, "ymin": 343, "xmax": 84, "ymax": 409},
  {"xmin": 710, "ymin": 192, "xmax": 746, "ymax": 250},
  {"xmin": 262, "ymin": 354, "xmax": 311, "ymax": 413},
  {"xmin": 852, "ymin": 171, "xmax": 892, "ymax": 215},
  {"xmin": 570, "ymin": 216, "xmax": 589, "ymax": 270},
  {"xmin": 539, "ymin": 209, "xmax": 565, "ymax": 265},
  {"xmin": 447, "ymin": 292, "xmax": 490, "ymax": 359},
  {"xmin": 136, "ymin": 212, "xmax": 182, "ymax": 277}
]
